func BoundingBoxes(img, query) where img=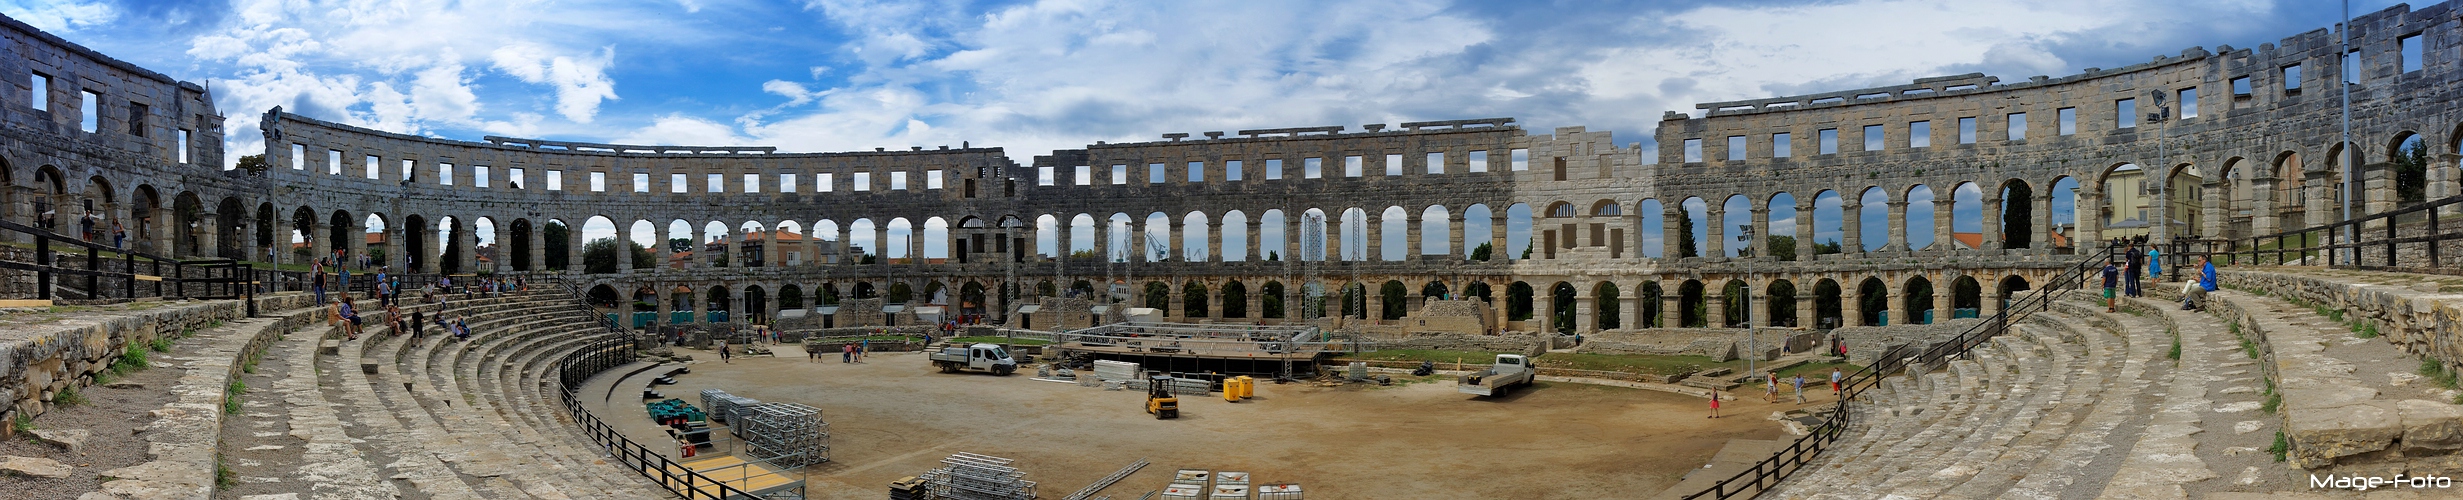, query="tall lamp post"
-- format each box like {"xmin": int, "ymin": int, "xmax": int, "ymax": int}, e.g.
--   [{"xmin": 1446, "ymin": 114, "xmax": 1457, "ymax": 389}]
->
[{"xmin": 1739, "ymin": 223, "xmax": 1757, "ymax": 377}]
